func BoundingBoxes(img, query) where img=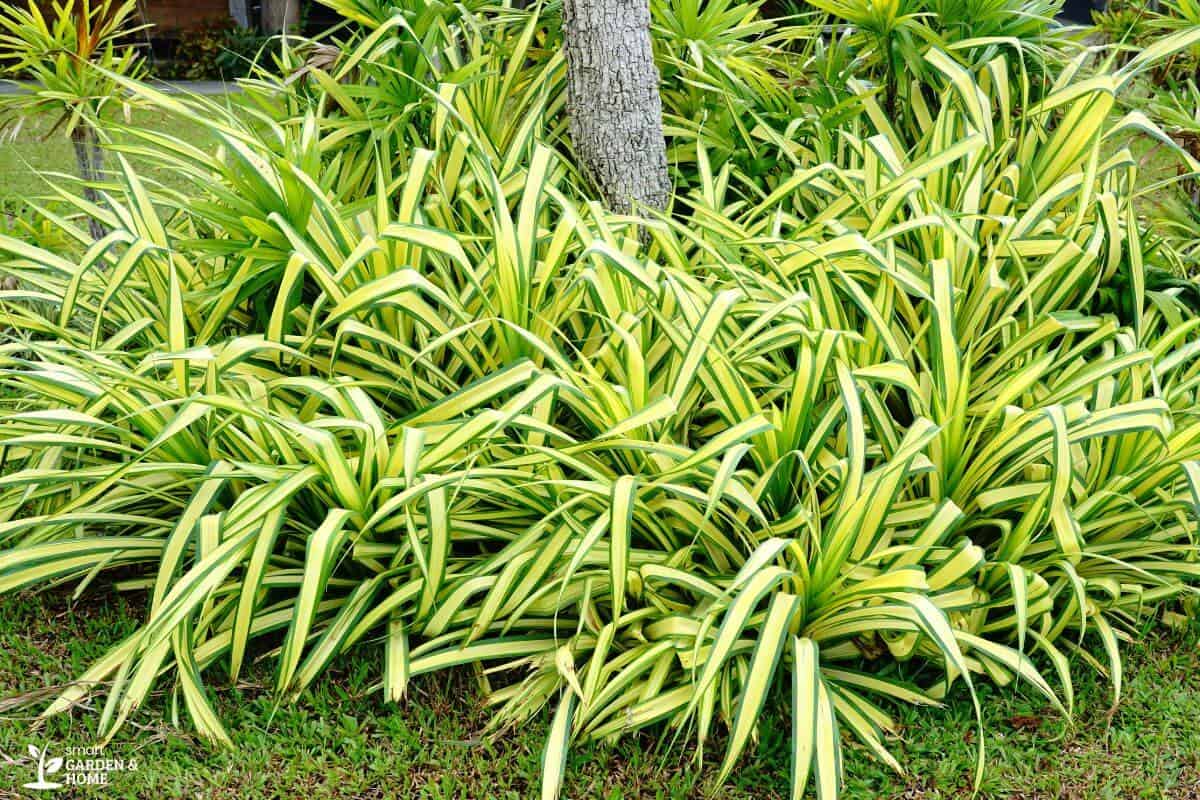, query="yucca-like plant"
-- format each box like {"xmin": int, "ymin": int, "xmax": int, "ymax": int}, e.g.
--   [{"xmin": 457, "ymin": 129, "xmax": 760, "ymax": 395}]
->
[
  {"xmin": 1093, "ymin": 0, "xmax": 1200, "ymax": 82},
  {"xmin": 795, "ymin": 0, "xmax": 1075, "ymax": 121},
  {"xmin": 0, "ymin": 0, "xmax": 148, "ymax": 240},
  {"xmin": 3, "ymin": 5, "xmax": 1200, "ymax": 799}
]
